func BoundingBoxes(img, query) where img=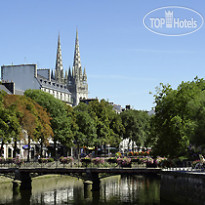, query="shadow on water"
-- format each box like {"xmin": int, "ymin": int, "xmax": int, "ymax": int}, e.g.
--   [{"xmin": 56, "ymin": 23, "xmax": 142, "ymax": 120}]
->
[{"xmin": 0, "ymin": 174, "xmax": 180, "ymax": 205}]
